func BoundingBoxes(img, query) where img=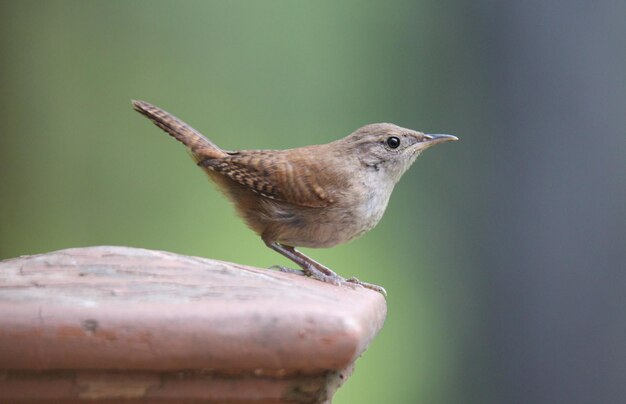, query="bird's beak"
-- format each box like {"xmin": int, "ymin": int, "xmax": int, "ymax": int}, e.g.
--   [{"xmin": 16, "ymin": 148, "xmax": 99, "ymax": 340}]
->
[
  {"xmin": 424, "ymin": 134, "xmax": 458, "ymax": 145},
  {"xmin": 411, "ymin": 133, "xmax": 458, "ymax": 153}
]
